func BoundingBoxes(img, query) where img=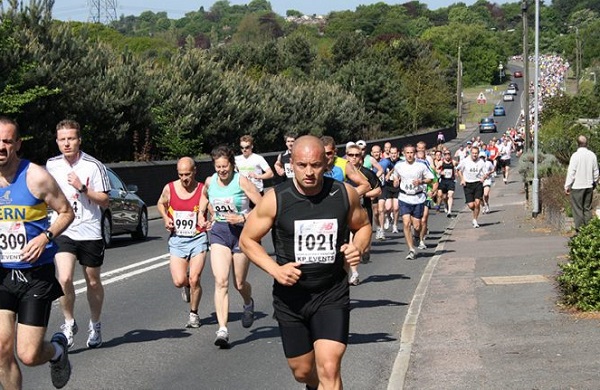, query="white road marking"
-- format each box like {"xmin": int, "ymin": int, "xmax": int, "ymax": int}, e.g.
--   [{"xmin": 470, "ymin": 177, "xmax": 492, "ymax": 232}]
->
[{"xmin": 73, "ymin": 254, "xmax": 170, "ymax": 294}]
